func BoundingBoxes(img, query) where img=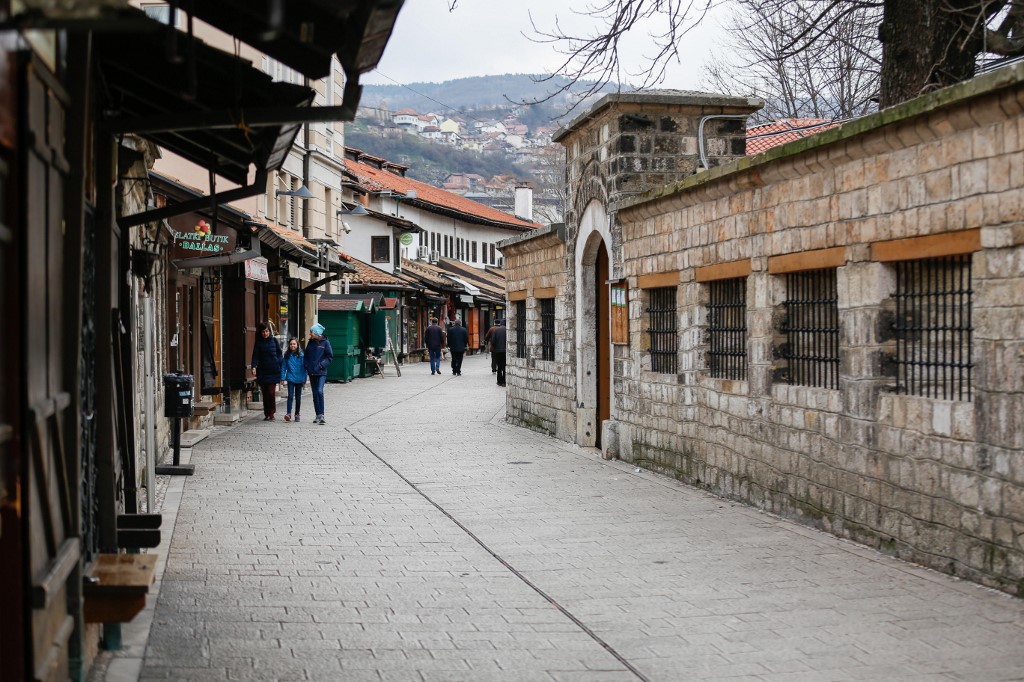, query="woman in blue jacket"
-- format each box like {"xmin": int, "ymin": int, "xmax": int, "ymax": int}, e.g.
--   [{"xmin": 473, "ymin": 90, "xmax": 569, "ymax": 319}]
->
[
  {"xmin": 280, "ymin": 338, "xmax": 308, "ymax": 422},
  {"xmin": 304, "ymin": 323, "xmax": 333, "ymax": 425},
  {"xmin": 250, "ymin": 322, "xmax": 283, "ymax": 420}
]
